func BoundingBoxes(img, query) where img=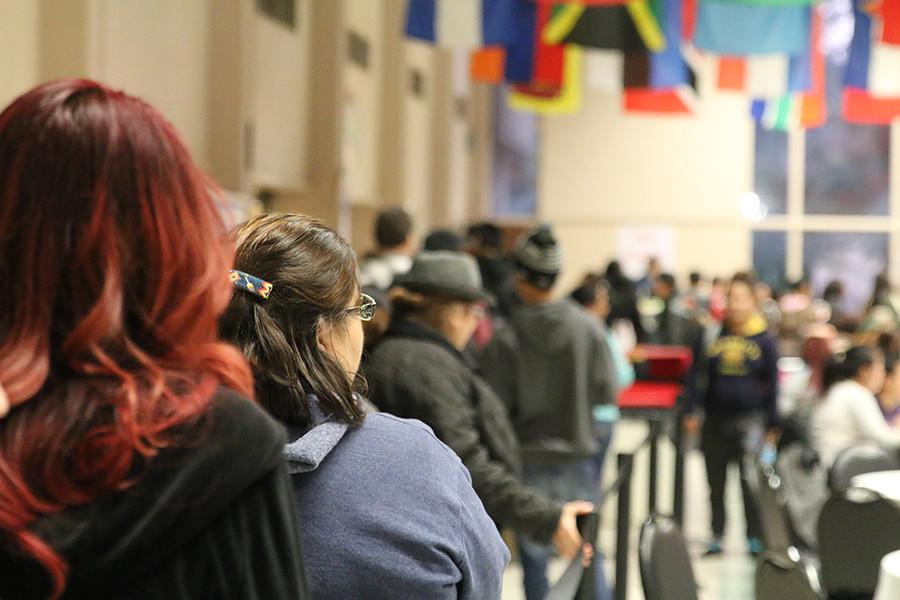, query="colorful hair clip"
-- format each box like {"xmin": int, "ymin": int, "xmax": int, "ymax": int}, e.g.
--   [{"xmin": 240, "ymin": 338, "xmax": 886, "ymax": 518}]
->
[{"xmin": 229, "ymin": 269, "xmax": 274, "ymax": 300}]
